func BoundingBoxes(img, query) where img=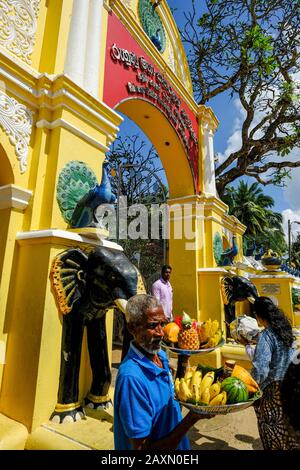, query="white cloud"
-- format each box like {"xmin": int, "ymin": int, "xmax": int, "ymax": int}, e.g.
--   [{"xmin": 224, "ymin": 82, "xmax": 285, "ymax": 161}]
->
[{"xmin": 282, "ymin": 208, "xmax": 300, "ymax": 242}]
